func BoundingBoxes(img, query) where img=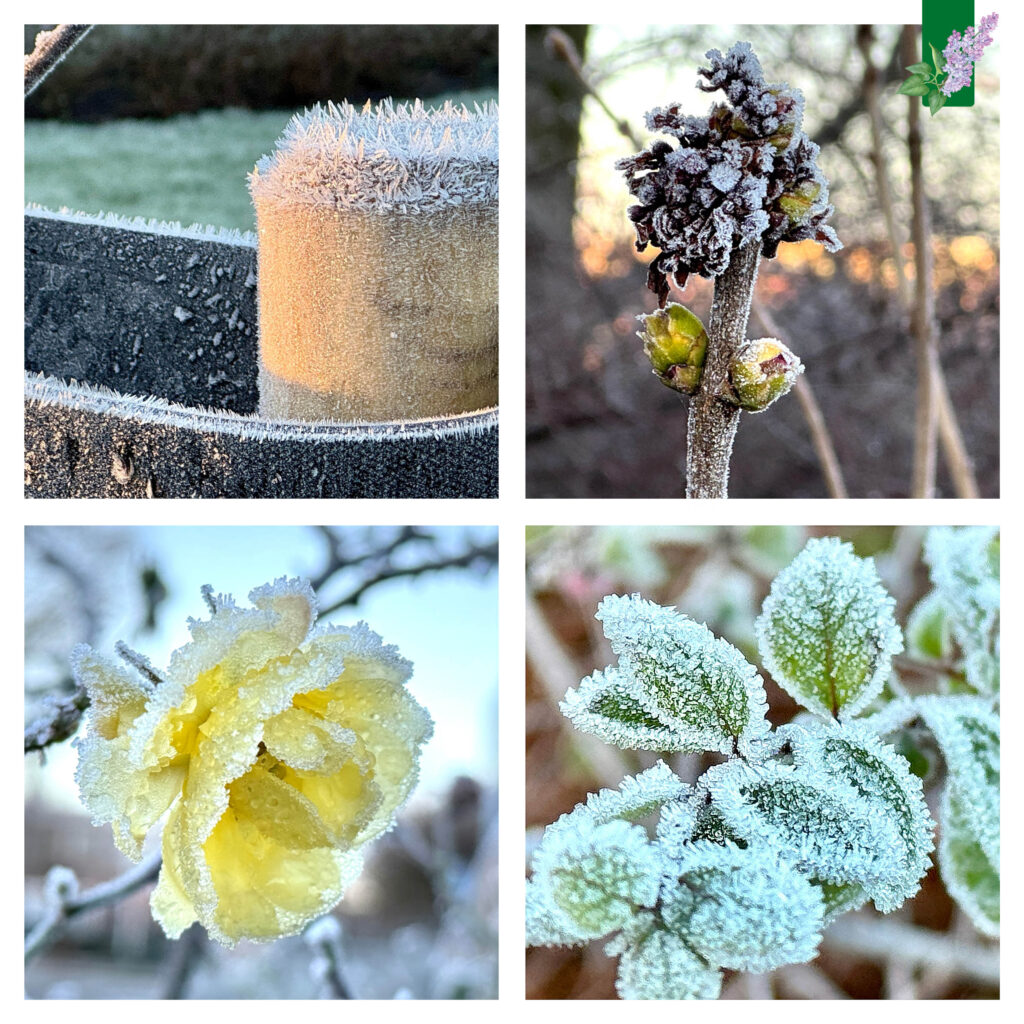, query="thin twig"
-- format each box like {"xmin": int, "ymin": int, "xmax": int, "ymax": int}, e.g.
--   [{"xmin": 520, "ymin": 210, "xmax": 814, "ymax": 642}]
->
[
  {"xmin": 545, "ymin": 28, "xmax": 644, "ymax": 150},
  {"xmin": 24, "ymin": 24, "xmax": 93, "ymax": 98},
  {"xmin": 901, "ymin": 26, "xmax": 939, "ymax": 499},
  {"xmin": 858, "ymin": 26, "xmax": 979, "ymax": 499},
  {"xmin": 822, "ymin": 915, "xmax": 999, "ymax": 986},
  {"xmin": 304, "ymin": 916, "xmax": 352, "ymax": 999},
  {"xmin": 162, "ymin": 923, "xmax": 207, "ymax": 999},
  {"xmin": 318, "ymin": 538, "xmax": 498, "ymax": 617},
  {"xmin": 752, "ymin": 302, "xmax": 849, "ymax": 499},
  {"xmin": 25, "ymin": 852, "xmax": 162, "ymax": 964}
]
